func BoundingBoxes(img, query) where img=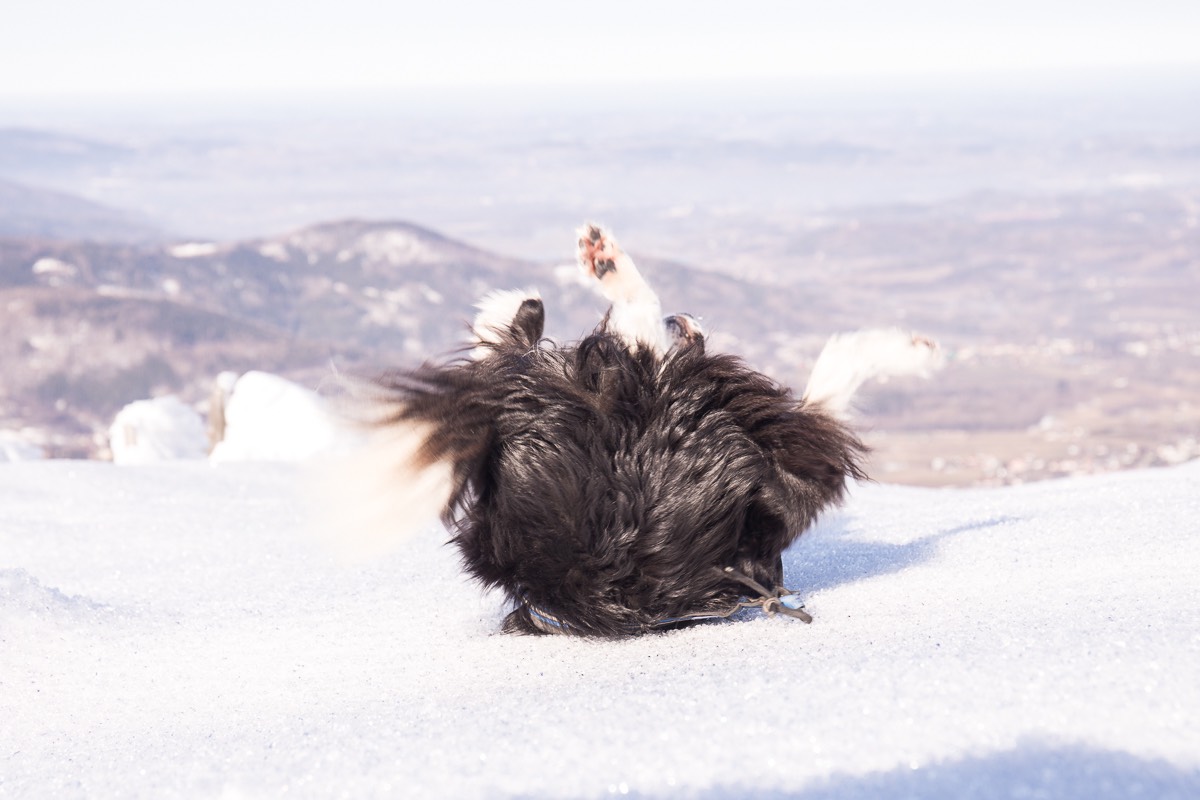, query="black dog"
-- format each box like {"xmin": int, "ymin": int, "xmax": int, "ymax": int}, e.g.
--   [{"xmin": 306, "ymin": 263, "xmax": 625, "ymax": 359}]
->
[{"xmin": 330, "ymin": 225, "xmax": 939, "ymax": 637}]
